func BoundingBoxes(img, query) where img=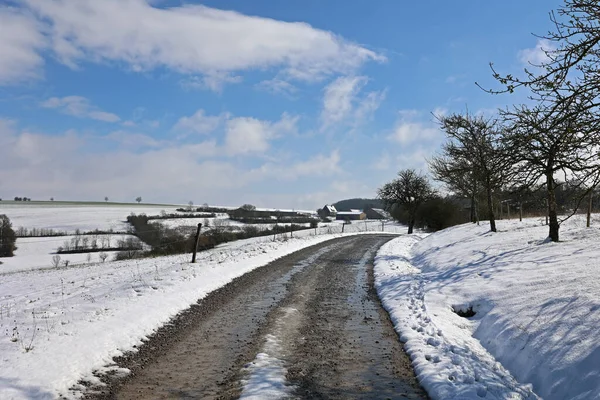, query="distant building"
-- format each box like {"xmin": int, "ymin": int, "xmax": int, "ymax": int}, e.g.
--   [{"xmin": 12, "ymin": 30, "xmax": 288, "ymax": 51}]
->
[
  {"xmin": 364, "ymin": 207, "xmax": 391, "ymax": 220},
  {"xmin": 336, "ymin": 210, "xmax": 366, "ymax": 221},
  {"xmin": 318, "ymin": 204, "xmax": 337, "ymax": 218}
]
